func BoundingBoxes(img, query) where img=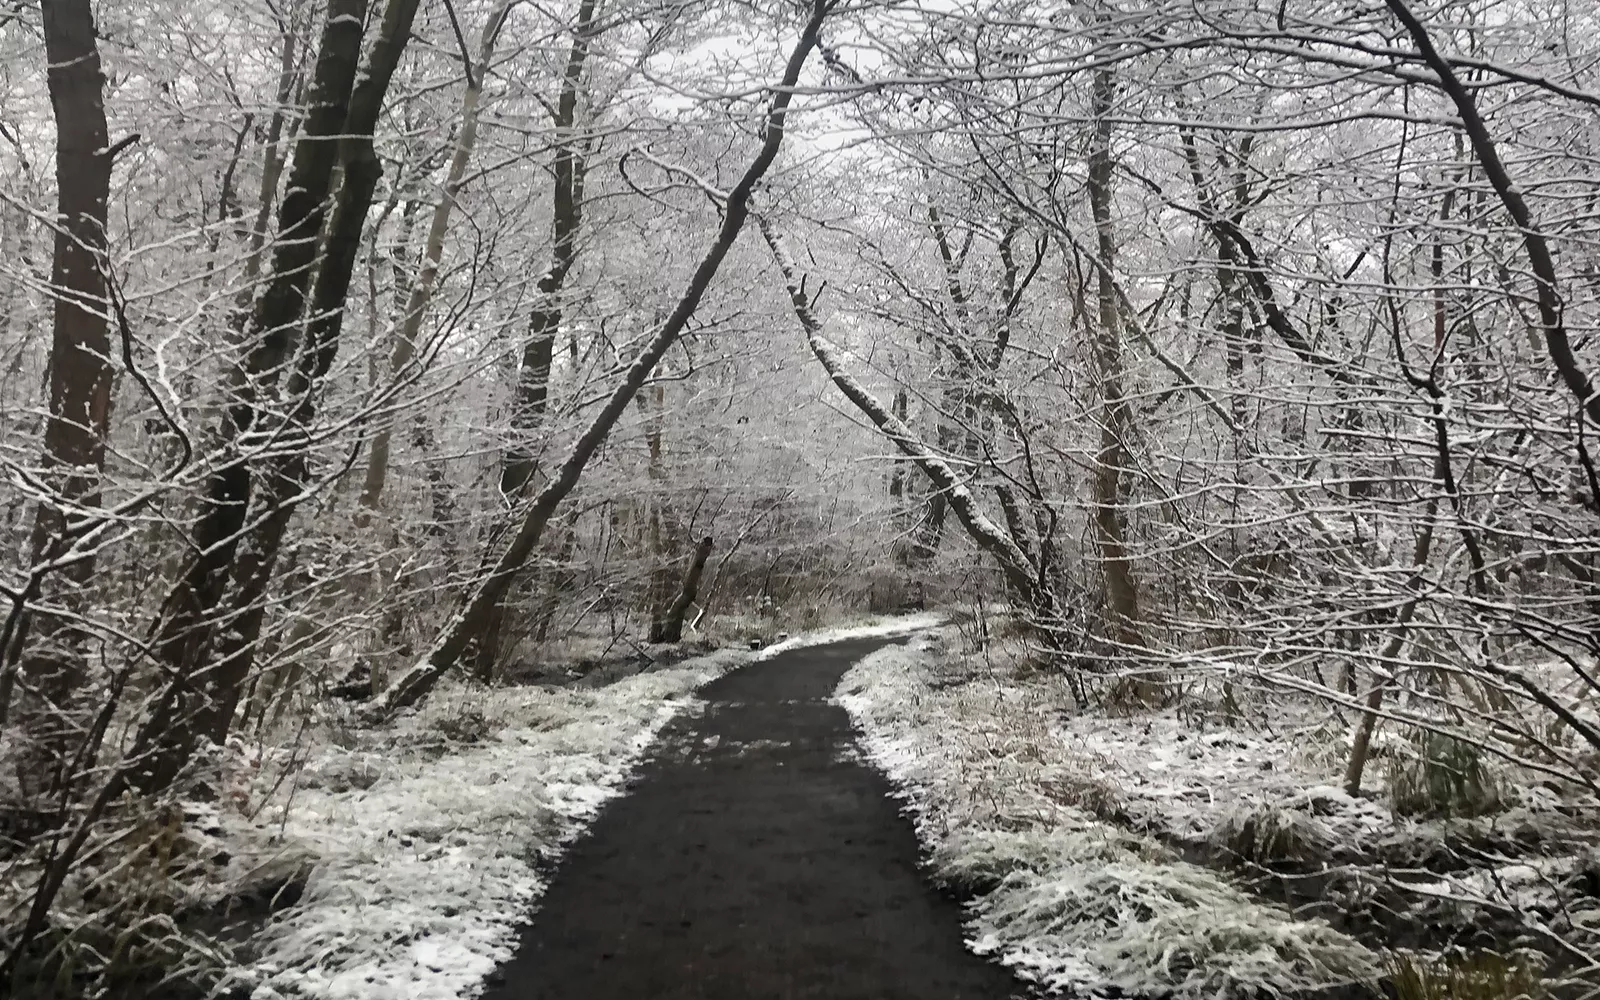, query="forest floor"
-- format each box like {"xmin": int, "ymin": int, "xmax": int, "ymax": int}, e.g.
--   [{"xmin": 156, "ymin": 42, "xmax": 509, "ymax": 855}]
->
[
  {"xmin": 839, "ymin": 625, "xmax": 1600, "ymax": 999},
  {"xmin": 31, "ymin": 613, "xmax": 1595, "ymax": 999}
]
